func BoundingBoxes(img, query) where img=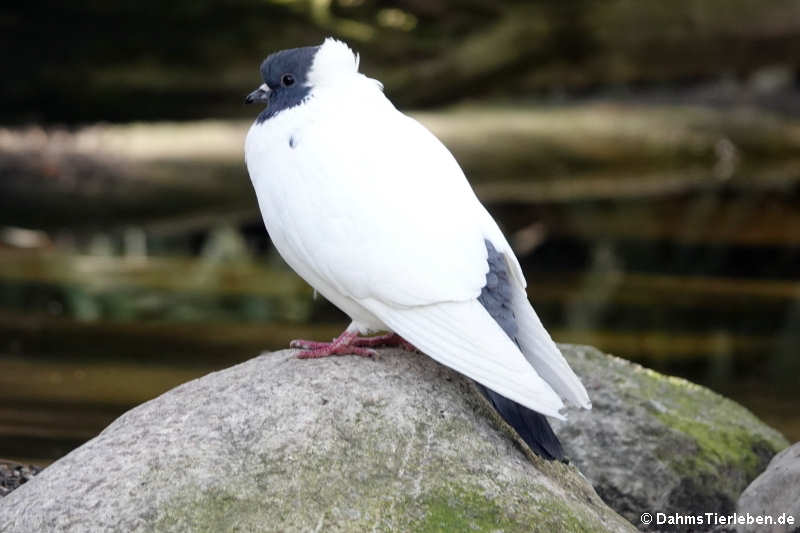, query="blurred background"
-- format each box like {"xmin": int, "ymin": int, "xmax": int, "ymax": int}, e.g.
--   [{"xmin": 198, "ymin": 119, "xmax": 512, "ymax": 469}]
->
[{"xmin": 1, "ymin": 0, "xmax": 799, "ymax": 465}]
